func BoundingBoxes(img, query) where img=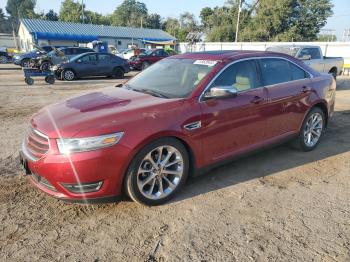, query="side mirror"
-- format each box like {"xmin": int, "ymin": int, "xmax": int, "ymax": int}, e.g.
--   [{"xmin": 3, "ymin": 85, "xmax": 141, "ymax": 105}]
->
[
  {"xmin": 76, "ymin": 59, "xmax": 82, "ymax": 63},
  {"xmin": 300, "ymin": 54, "xmax": 311, "ymax": 60},
  {"xmin": 204, "ymin": 86, "xmax": 238, "ymax": 100}
]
